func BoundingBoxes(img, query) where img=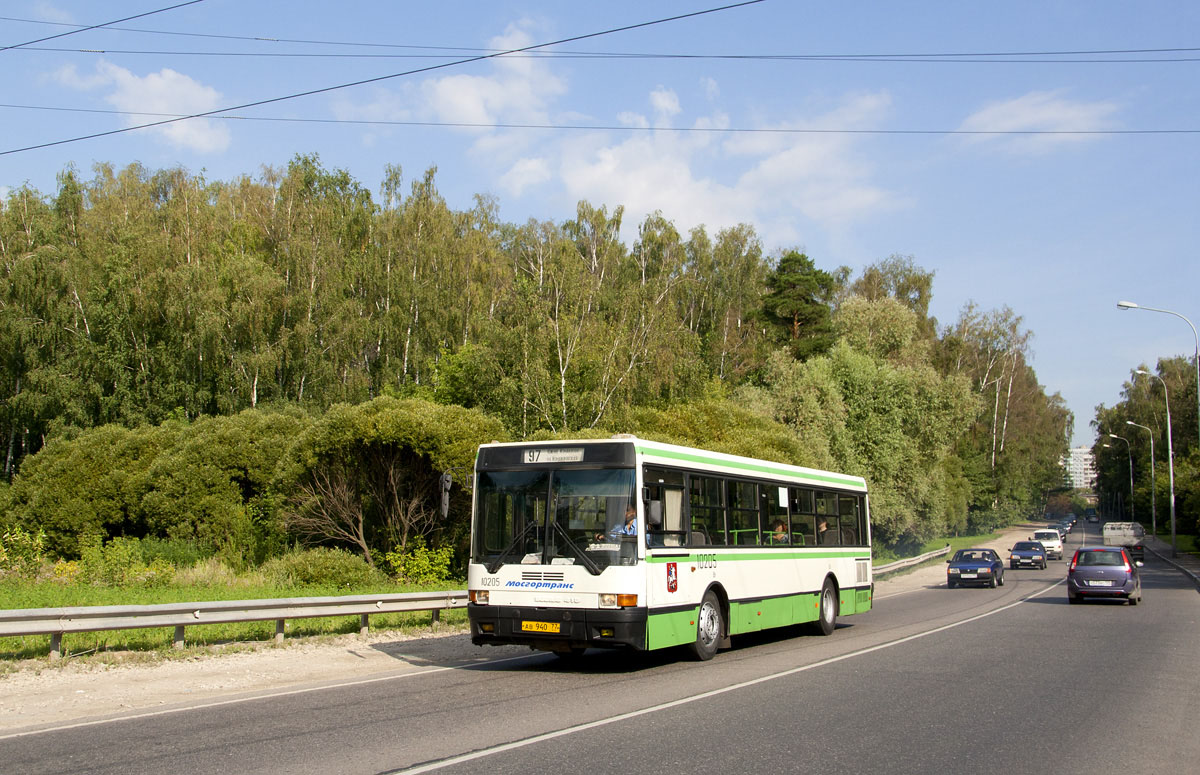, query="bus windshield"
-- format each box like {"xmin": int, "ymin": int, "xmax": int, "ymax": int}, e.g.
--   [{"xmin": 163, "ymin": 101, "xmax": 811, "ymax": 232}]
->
[{"xmin": 472, "ymin": 468, "xmax": 637, "ymax": 573}]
